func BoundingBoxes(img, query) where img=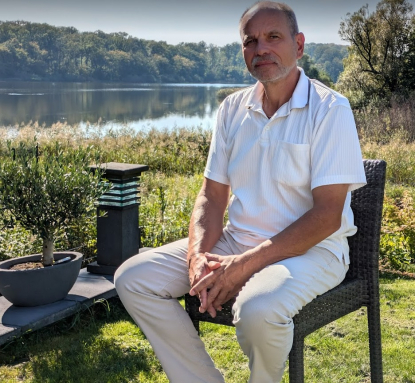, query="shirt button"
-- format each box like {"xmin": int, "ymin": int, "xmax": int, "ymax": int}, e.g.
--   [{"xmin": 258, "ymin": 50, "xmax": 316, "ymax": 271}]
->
[{"xmin": 265, "ymin": 127, "xmax": 270, "ymax": 131}]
